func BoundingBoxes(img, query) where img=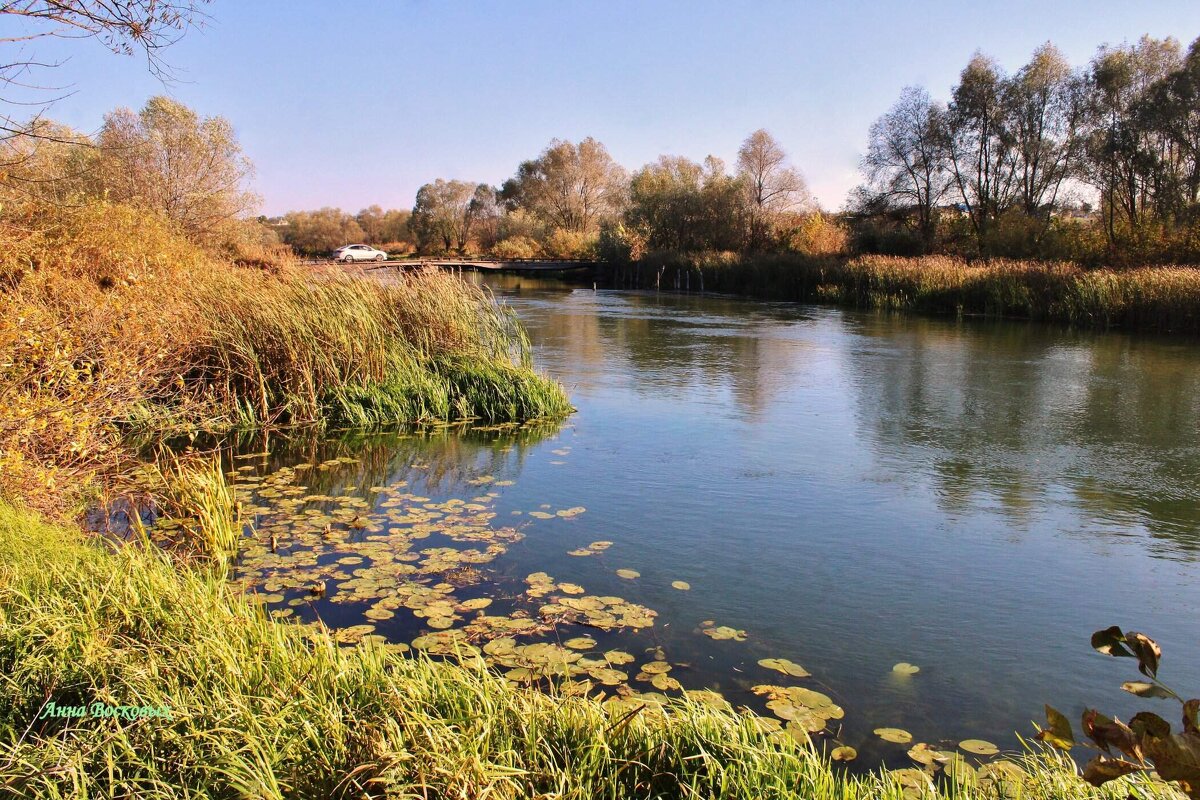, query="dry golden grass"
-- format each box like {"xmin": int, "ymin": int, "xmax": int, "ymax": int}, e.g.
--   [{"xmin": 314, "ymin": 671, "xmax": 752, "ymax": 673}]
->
[{"xmin": 0, "ymin": 201, "xmax": 568, "ymax": 514}]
